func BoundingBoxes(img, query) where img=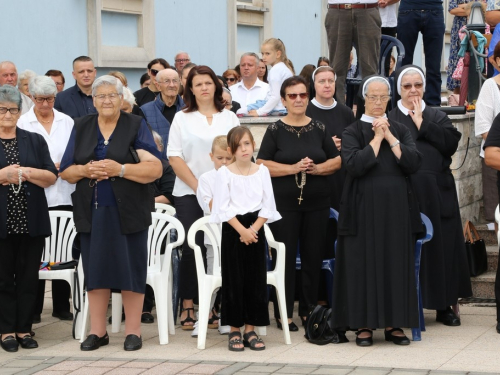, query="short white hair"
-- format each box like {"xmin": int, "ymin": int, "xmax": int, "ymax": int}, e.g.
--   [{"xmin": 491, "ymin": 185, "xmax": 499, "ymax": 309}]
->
[
  {"xmin": 29, "ymin": 76, "xmax": 57, "ymax": 97},
  {"xmin": 122, "ymin": 87, "xmax": 136, "ymax": 107},
  {"xmin": 92, "ymin": 75, "xmax": 123, "ymax": 96},
  {"xmin": 18, "ymin": 69, "xmax": 36, "ymax": 86},
  {"xmin": 175, "ymin": 51, "xmax": 190, "ymax": 59}
]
